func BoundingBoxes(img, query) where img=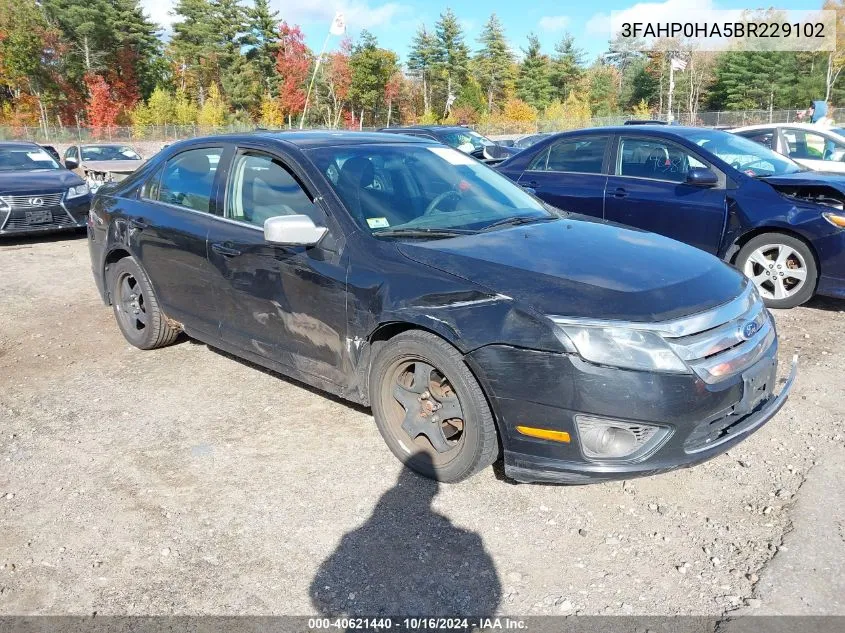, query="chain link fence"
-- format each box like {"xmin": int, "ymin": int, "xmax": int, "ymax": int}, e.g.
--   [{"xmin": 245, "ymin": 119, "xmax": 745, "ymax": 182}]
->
[{"xmin": 0, "ymin": 109, "xmax": 809, "ymax": 143}]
